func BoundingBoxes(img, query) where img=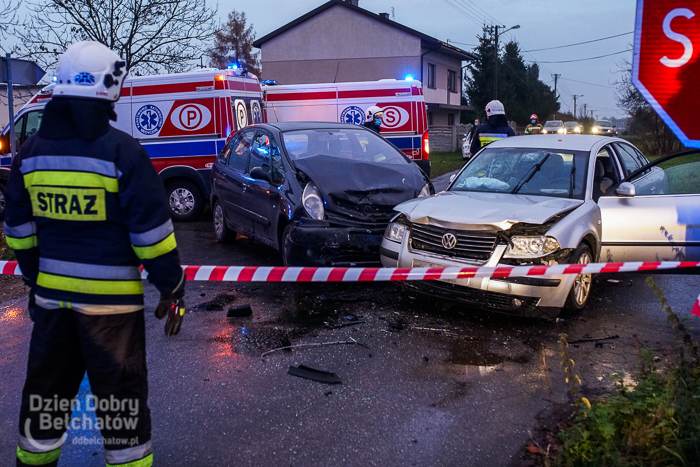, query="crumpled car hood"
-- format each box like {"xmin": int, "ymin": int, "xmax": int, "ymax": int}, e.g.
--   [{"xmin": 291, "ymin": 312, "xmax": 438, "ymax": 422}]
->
[
  {"xmin": 293, "ymin": 155, "xmax": 425, "ymax": 206},
  {"xmin": 394, "ymin": 191, "xmax": 583, "ymax": 231}
]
